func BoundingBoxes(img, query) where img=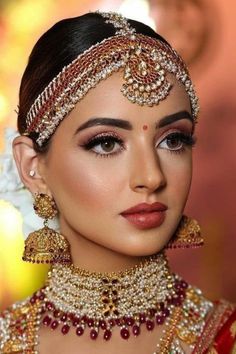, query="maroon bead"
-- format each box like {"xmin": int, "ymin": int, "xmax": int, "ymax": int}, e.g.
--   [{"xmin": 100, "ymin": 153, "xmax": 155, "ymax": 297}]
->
[
  {"xmin": 90, "ymin": 329, "xmax": 98, "ymax": 340},
  {"xmin": 16, "ymin": 327, "xmax": 24, "ymax": 335},
  {"xmin": 46, "ymin": 301, "xmax": 55, "ymax": 311},
  {"xmin": 162, "ymin": 308, "xmax": 170, "ymax": 318},
  {"xmin": 172, "ymin": 297, "xmax": 182, "ymax": 306},
  {"xmin": 174, "ymin": 280, "xmax": 182, "ymax": 290},
  {"xmin": 115, "ymin": 318, "xmax": 122, "ymax": 326},
  {"xmin": 103, "ymin": 329, "xmax": 112, "ymax": 341},
  {"xmin": 87, "ymin": 318, "xmax": 94, "ymax": 327},
  {"xmin": 76, "ymin": 326, "xmax": 84, "ymax": 336},
  {"xmin": 125, "ymin": 317, "xmax": 135, "ymax": 326},
  {"xmin": 51, "ymin": 320, "xmax": 59, "ymax": 330},
  {"xmin": 53, "ymin": 310, "xmax": 61, "ymax": 318},
  {"xmin": 68, "ymin": 313, "xmax": 75, "ymax": 322},
  {"xmin": 120, "ymin": 327, "xmax": 130, "ymax": 340},
  {"xmin": 81, "ymin": 315, "xmax": 88, "ymax": 323},
  {"xmin": 180, "ymin": 280, "xmax": 188, "ymax": 289},
  {"xmin": 149, "ymin": 308, "xmax": 156, "ymax": 317},
  {"xmin": 15, "ymin": 322, "xmax": 21, "ymax": 329},
  {"xmin": 61, "ymin": 314, "xmax": 68, "ymax": 322},
  {"xmin": 61, "ymin": 324, "xmax": 70, "ymax": 335},
  {"xmin": 73, "ymin": 318, "xmax": 80, "ymax": 327},
  {"xmin": 99, "ymin": 320, "xmax": 107, "ymax": 329},
  {"xmin": 156, "ymin": 315, "xmax": 165, "ymax": 325},
  {"xmin": 177, "ymin": 288, "xmax": 186, "ymax": 296},
  {"xmin": 132, "ymin": 325, "xmax": 140, "ymax": 336},
  {"xmin": 139, "ymin": 313, "xmax": 146, "ymax": 323},
  {"xmin": 40, "ymin": 307, "xmax": 46, "ymax": 315},
  {"xmin": 146, "ymin": 320, "xmax": 155, "ymax": 331},
  {"xmin": 108, "ymin": 319, "xmax": 116, "ymax": 327},
  {"xmin": 38, "ymin": 292, "xmax": 45, "ymax": 300},
  {"xmin": 30, "ymin": 297, "xmax": 36, "ymax": 305},
  {"xmin": 42, "ymin": 315, "xmax": 52, "ymax": 326},
  {"xmin": 30, "ymin": 294, "xmax": 37, "ymax": 304}
]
